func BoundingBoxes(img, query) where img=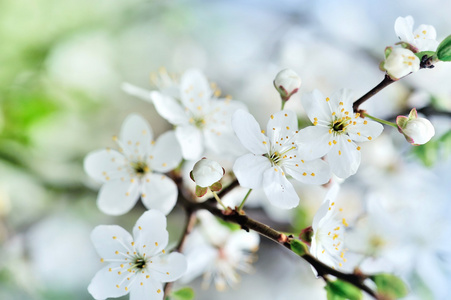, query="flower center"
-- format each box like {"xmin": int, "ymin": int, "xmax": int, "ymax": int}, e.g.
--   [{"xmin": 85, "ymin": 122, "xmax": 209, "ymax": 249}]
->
[
  {"xmin": 189, "ymin": 117, "xmax": 206, "ymax": 129},
  {"xmin": 330, "ymin": 116, "xmax": 352, "ymax": 135},
  {"xmin": 132, "ymin": 255, "xmax": 148, "ymax": 269},
  {"xmin": 131, "ymin": 161, "xmax": 150, "ymax": 175},
  {"xmin": 265, "ymin": 146, "xmax": 296, "ymax": 166}
]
